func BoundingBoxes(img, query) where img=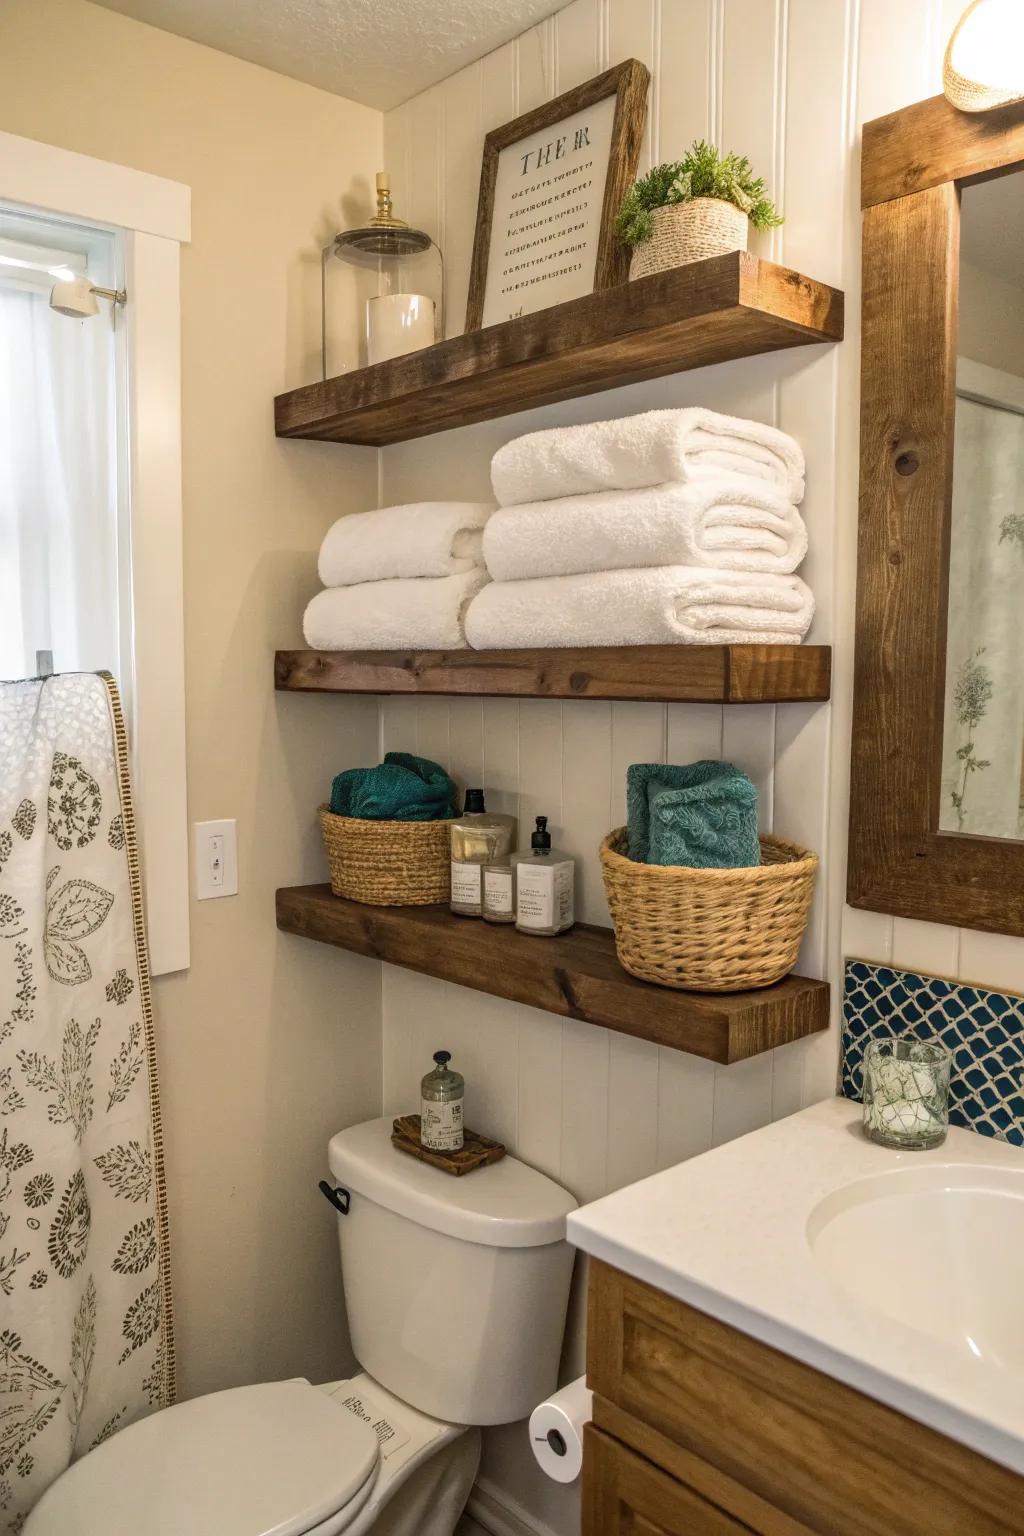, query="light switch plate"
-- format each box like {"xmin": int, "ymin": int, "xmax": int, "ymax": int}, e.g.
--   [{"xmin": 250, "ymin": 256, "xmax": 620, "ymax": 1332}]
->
[{"xmin": 194, "ymin": 818, "xmax": 238, "ymax": 899}]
